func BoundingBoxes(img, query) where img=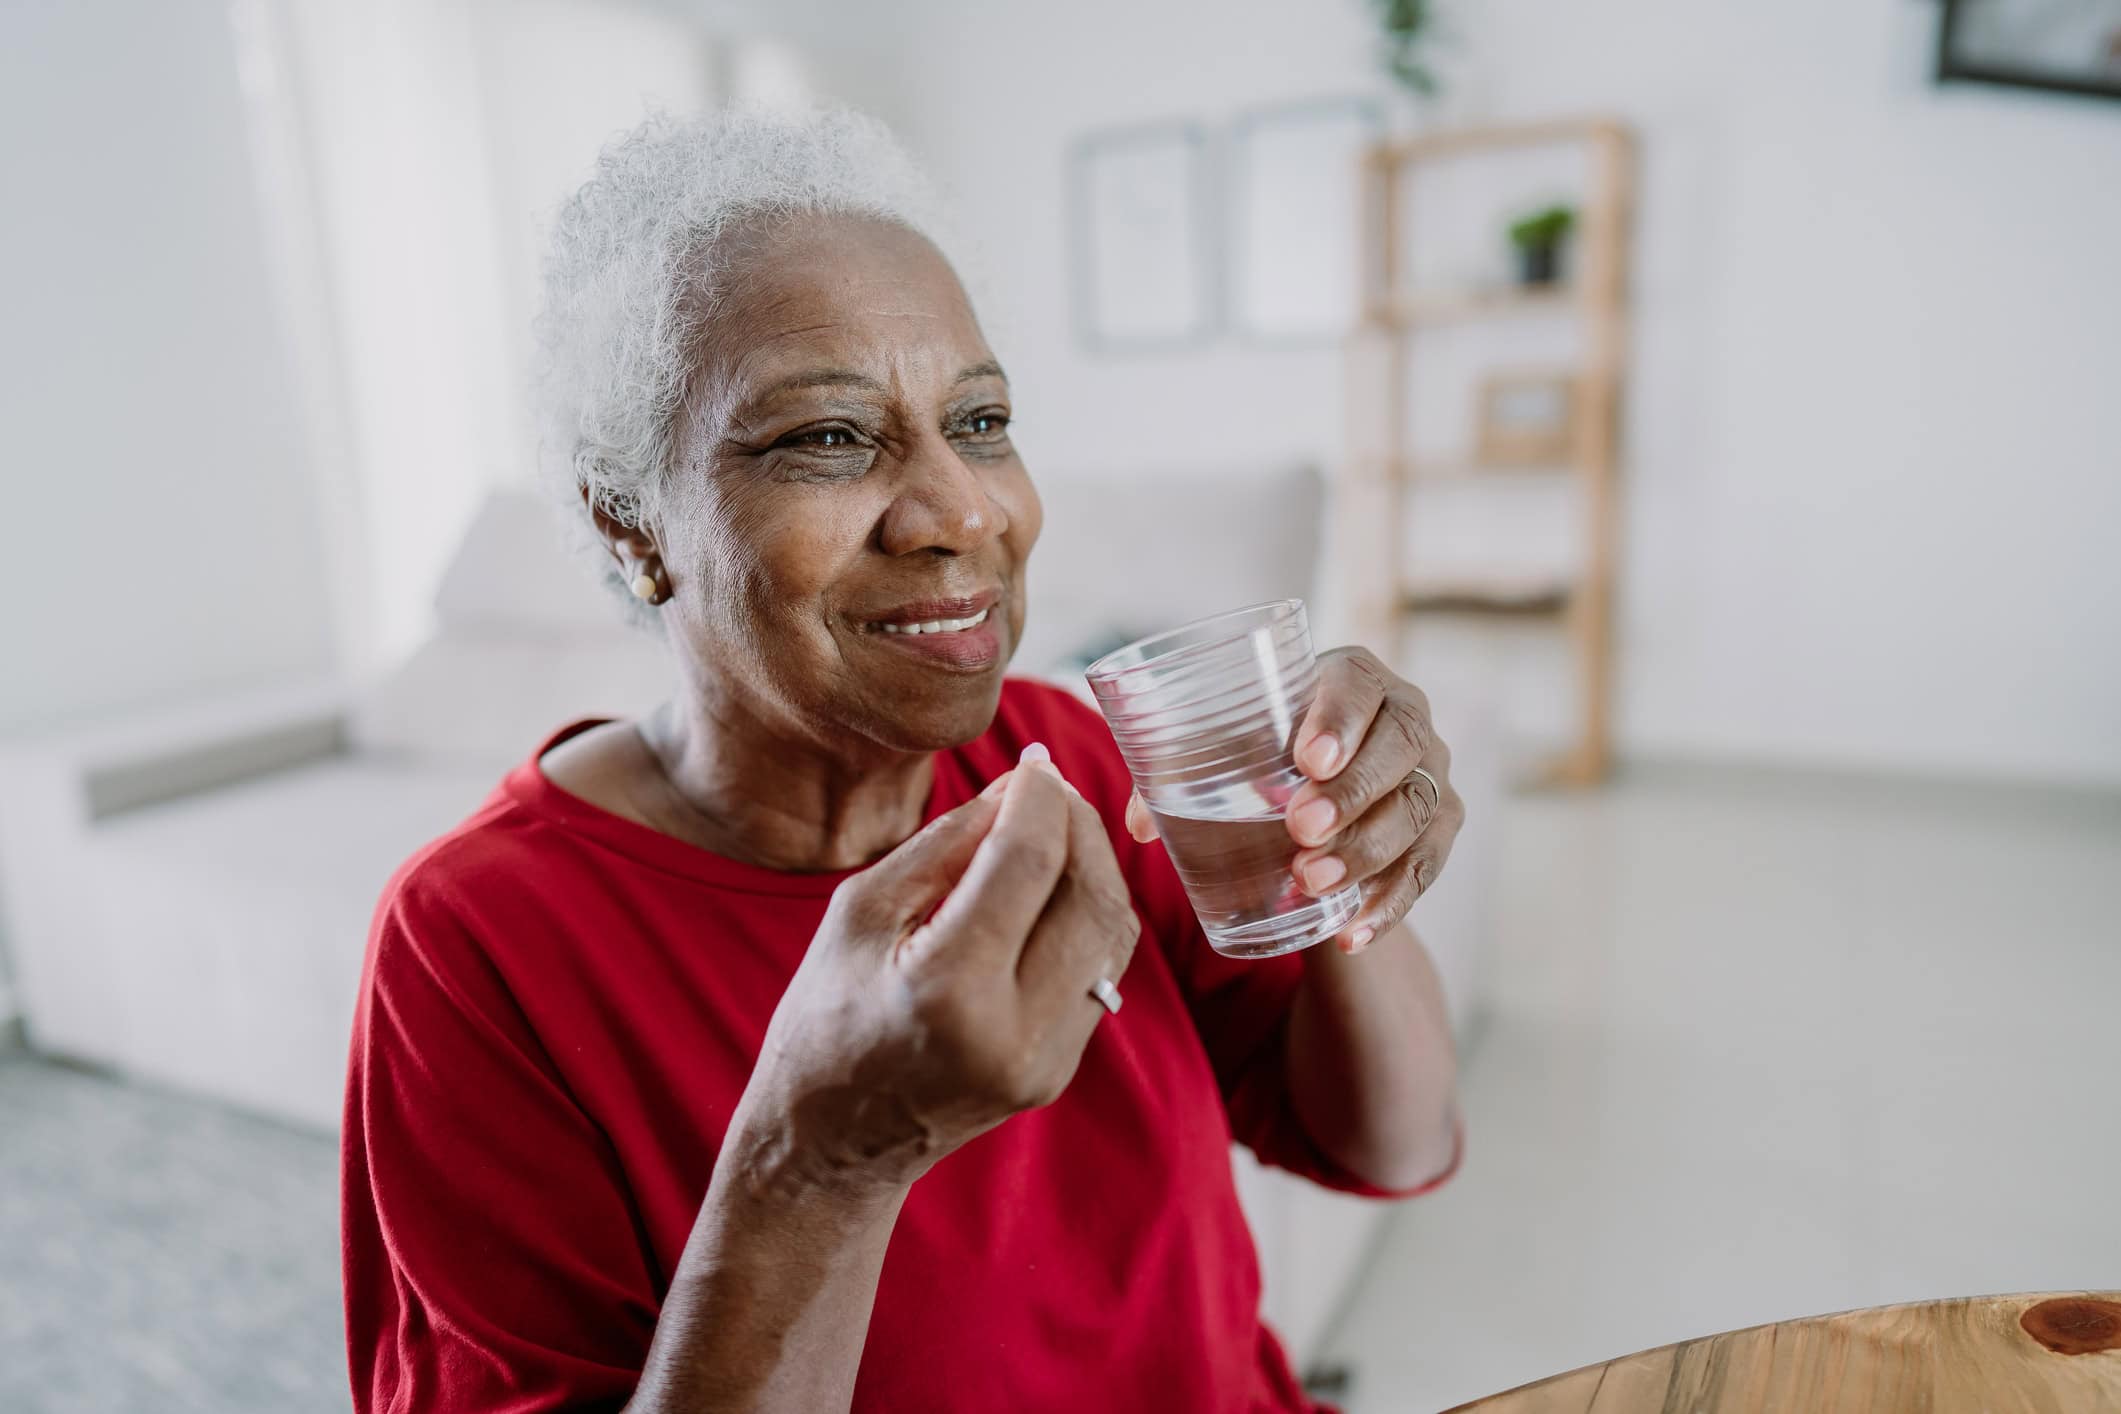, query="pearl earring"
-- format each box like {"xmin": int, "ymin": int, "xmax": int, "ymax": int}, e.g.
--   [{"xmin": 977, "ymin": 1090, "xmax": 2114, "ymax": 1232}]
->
[{"xmin": 631, "ymin": 572, "xmax": 659, "ymax": 603}]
